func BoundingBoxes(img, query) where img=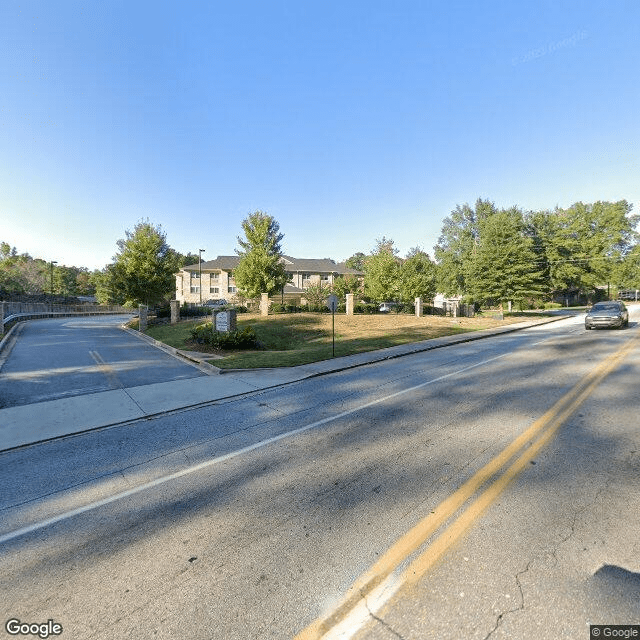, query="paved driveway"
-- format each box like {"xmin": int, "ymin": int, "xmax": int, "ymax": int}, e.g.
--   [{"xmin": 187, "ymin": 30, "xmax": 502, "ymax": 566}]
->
[{"xmin": 0, "ymin": 316, "xmax": 206, "ymax": 408}]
